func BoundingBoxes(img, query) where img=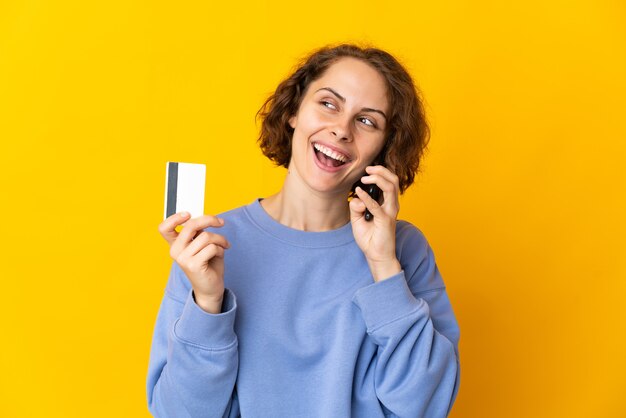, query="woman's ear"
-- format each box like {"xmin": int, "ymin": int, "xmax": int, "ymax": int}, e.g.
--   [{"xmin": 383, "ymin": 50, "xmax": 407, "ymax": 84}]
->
[{"xmin": 288, "ymin": 115, "xmax": 296, "ymax": 129}]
